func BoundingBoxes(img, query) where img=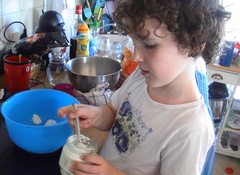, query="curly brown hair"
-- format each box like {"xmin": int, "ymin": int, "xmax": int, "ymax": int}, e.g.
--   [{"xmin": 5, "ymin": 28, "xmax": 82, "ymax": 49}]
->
[{"xmin": 113, "ymin": 0, "xmax": 231, "ymax": 64}]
